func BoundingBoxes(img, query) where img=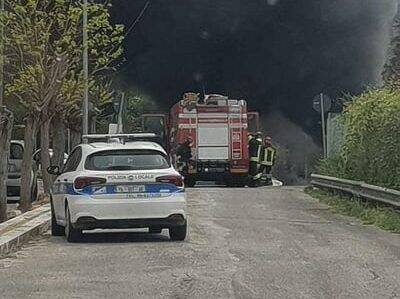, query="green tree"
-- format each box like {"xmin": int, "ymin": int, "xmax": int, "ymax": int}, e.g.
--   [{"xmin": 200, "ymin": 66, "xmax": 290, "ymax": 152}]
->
[
  {"xmin": 2, "ymin": 0, "xmax": 124, "ymax": 211},
  {"xmin": 124, "ymin": 93, "xmax": 159, "ymax": 133}
]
